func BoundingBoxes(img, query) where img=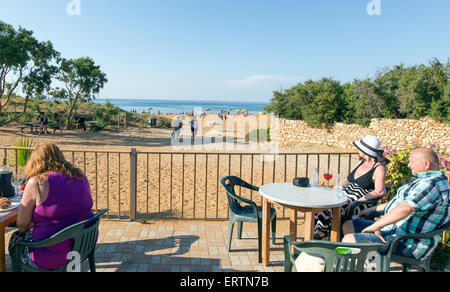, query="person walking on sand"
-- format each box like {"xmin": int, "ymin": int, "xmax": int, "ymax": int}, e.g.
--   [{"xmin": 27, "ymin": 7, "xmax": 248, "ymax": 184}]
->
[
  {"xmin": 38, "ymin": 112, "xmax": 49, "ymax": 136},
  {"xmin": 171, "ymin": 116, "xmax": 183, "ymax": 140},
  {"xmin": 53, "ymin": 113, "xmax": 63, "ymax": 135},
  {"xmin": 190, "ymin": 117, "xmax": 199, "ymax": 142}
]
